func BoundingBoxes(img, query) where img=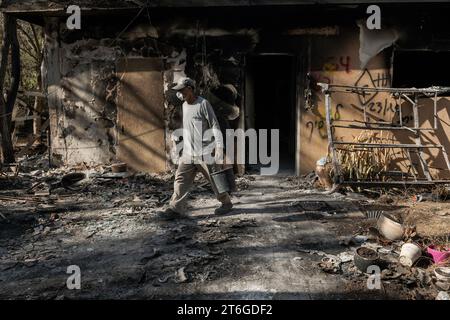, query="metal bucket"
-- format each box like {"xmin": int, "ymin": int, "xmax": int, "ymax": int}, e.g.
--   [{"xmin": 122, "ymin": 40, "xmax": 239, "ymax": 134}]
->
[{"xmin": 211, "ymin": 167, "xmax": 236, "ymax": 194}]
